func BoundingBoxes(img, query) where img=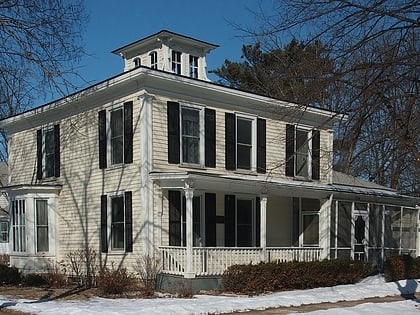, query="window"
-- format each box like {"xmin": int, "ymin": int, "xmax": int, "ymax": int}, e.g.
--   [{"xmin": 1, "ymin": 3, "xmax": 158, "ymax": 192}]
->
[
  {"xmin": 189, "ymin": 55, "xmax": 199, "ymax": 78},
  {"xmin": 0, "ymin": 221, "xmax": 8, "ymax": 243},
  {"xmin": 224, "ymin": 195, "xmax": 259, "ymax": 247},
  {"xmin": 11, "ymin": 199, "xmax": 26, "ymax": 252},
  {"xmin": 37, "ymin": 125, "xmax": 60, "ymax": 179},
  {"xmin": 35, "ymin": 200, "xmax": 49, "ymax": 252},
  {"xmin": 150, "ymin": 51, "xmax": 157, "ymax": 69},
  {"xmin": 167, "ymin": 101, "xmax": 216, "ymax": 167},
  {"xmin": 100, "ymin": 192, "xmax": 132, "ymax": 253},
  {"xmin": 171, "ymin": 50, "xmax": 182, "ymax": 74},
  {"xmin": 168, "ymin": 191, "xmax": 216, "ymax": 247},
  {"xmin": 286, "ymin": 125, "xmax": 320, "ymax": 180},
  {"xmin": 98, "ymin": 101, "xmax": 133, "ymax": 169},
  {"xmin": 225, "ymin": 113, "xmax": 266, "ymax": 173},
  {"xmin": 181, "ymin": 106, "xmax": 203, "ymax": 165},
  {"xmin": 292, "ymin": 198, "xmax": 320, "ymax": 247},
  {"xmin": 110, "ymin": 108, "xmax": 124, "ymax": 165},
  {"xmin": 133, "ymin": 57, "xmax": 141, "ymax": 68}
]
